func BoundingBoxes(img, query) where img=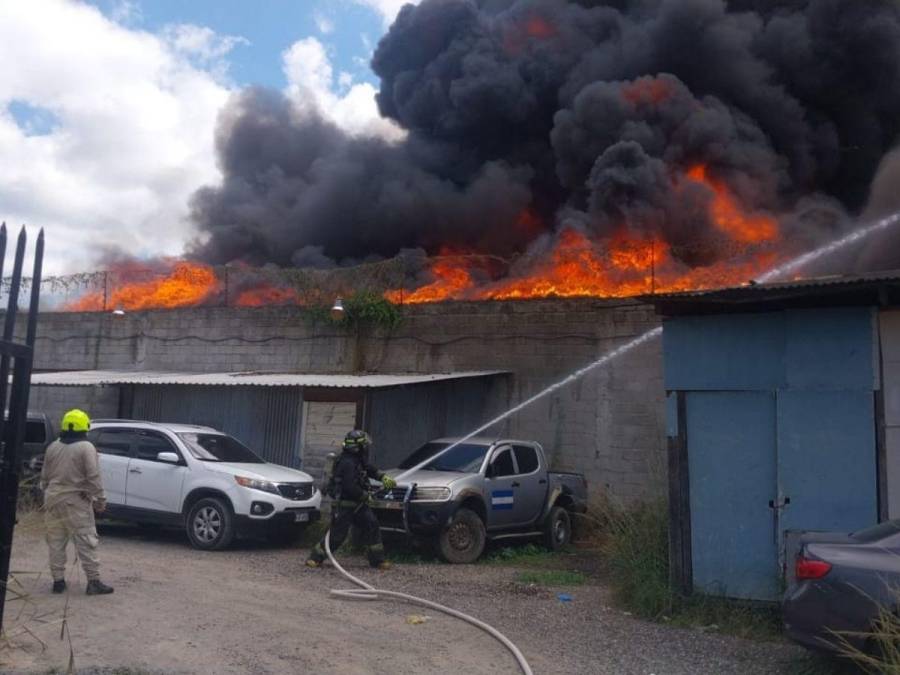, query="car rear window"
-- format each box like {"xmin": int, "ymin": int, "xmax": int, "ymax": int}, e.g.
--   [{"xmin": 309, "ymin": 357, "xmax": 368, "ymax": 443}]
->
[{"xmin": 88, "ymin": 429, "xmax": 134, "ymax": 457}]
